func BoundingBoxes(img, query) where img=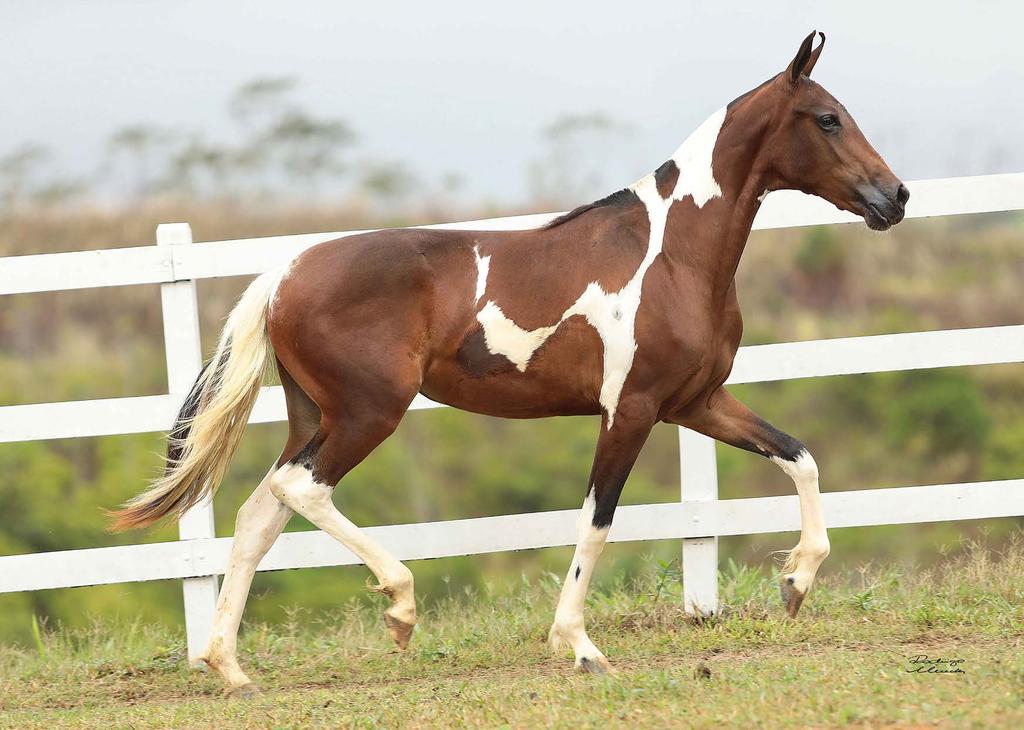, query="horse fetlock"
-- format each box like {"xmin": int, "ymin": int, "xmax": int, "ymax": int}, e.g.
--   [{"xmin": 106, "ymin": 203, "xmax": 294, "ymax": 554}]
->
[
  {"xmin": 548, "ymin": 622, "xmax": 571, "ymax": 653},
  {"xmin": 200, "ymin": 637, "xmax": 232, "ymax": 670},
  {"xmin": 367, "ymin": 567, "xmax": 415, "ymax": 606},
  {"xmin": 808, "ymin": 538, "xmax": 831, "ymax": 562},
  {"xmin": 548, "ymin": 614, "xmax": 584, "ymax": 651},
  {"xmin": 782, "ymin": 538, "xmax": 829, "ymax": 575},
  {"xmin": 202, "ymin": 646, "xmax": 254, "ymax": 690}
]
